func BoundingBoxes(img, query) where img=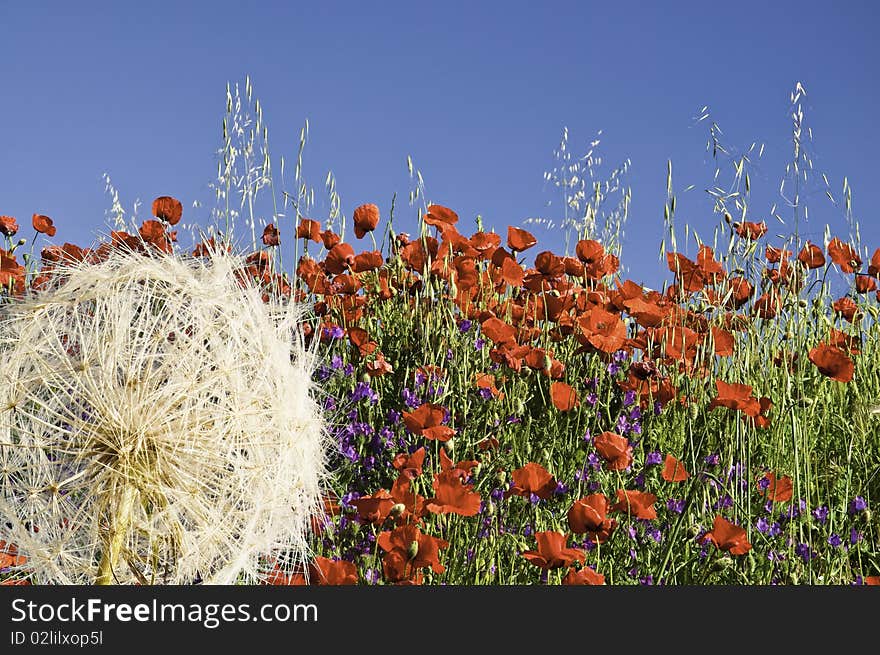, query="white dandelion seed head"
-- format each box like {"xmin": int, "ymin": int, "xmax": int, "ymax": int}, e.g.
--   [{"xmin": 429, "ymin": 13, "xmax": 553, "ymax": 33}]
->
[{"xmin": 0, "ymin": 248, "xmax": 328, "ymax": 584}]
